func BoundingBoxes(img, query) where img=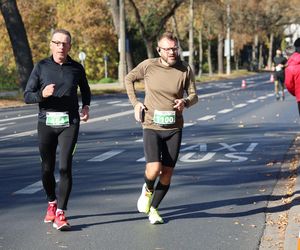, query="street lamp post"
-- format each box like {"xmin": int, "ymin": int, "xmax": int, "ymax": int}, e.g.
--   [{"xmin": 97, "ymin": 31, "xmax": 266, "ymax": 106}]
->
[
  {"xmin": 118, "ymin": 0, "xmax": 126, "ymax": 88},
  {"xmin": 226, "ymin": 3, "xmax": 231, "ymax": 75}
]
